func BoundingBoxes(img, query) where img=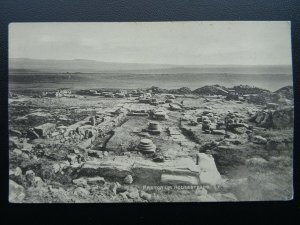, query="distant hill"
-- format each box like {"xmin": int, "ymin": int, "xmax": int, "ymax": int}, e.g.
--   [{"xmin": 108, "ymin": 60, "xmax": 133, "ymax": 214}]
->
[
  {"xmin": 9, "ymin": 58, "xmax": 174, "ymax": 73},
  {"xmin": 9, "ymin": 58, "xmax": 292, "ymax": 75}
]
